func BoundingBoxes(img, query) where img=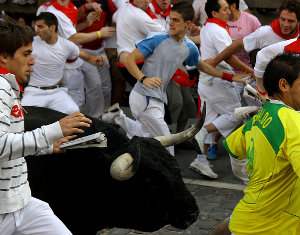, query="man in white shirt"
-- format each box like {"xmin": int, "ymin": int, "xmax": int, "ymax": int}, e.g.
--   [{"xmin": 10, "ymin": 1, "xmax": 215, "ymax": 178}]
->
[
  {"xmin": 190, "ymin": 0, "xmax": 248, "ymax": 178},
  {"xmin": 22, "ymin": 12, "xmax": 105, "ymax": 114},
  {"xmin": 0, "ymin": 18, "xmax": 91, "ymax": 235},
  {"xmin": 209, "ymin": 0, "xmax": 300, "ymax": 93},
  {"xmin": 254, "ymin": 38, "xmax": 299, "ymax": 96},
  {"xmin": 38, "ymin": 0, "xmax": 116, "ymax": 118},
  {"xmin": 193, "ymin": 0, "xmax": 249, "ymax": 26}
]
